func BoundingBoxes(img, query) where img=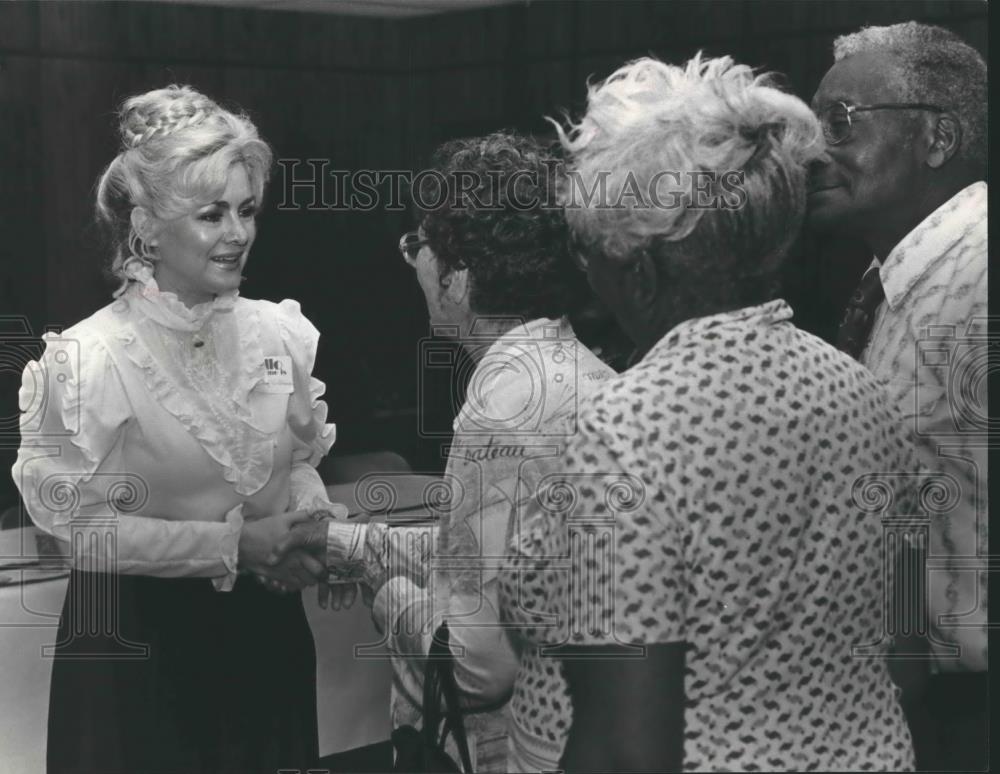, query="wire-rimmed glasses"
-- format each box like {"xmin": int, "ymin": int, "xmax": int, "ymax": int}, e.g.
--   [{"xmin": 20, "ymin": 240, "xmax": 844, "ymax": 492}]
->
[
  {"xmin": 817, "ymin": 101, "xmax": 947, "ymax": 146},
  {"xmin": 399, "ymin": 231, "xmax": 429, "ymax": 264}
]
